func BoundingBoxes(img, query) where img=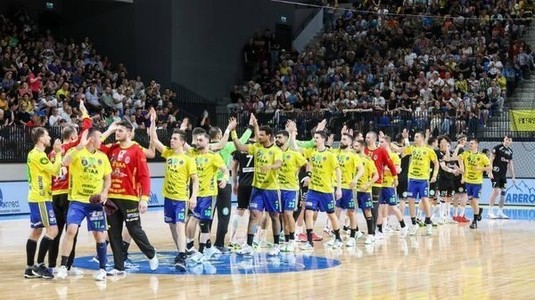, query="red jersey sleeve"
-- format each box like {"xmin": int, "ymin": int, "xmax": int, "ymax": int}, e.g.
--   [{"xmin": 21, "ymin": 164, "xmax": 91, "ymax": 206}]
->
[
  {"xmin": 382, "ymin": 148, "xmax": 397, "ymax": 176},
  {"xmin": 136, "ymin": 146, "xmax": 151, "ymax": 201}
]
